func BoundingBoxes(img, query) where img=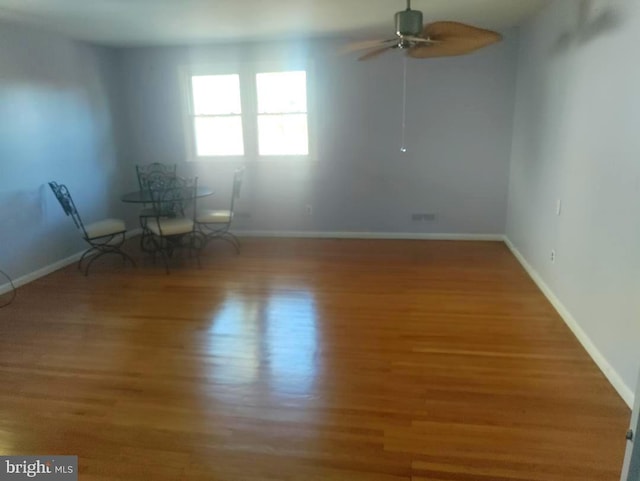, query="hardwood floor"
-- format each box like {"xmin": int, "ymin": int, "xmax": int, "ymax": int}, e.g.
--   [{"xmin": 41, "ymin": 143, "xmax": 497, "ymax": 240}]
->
[{"xmin": 0, "ymin": 238, "xmax": 630, "ymax": 480}]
